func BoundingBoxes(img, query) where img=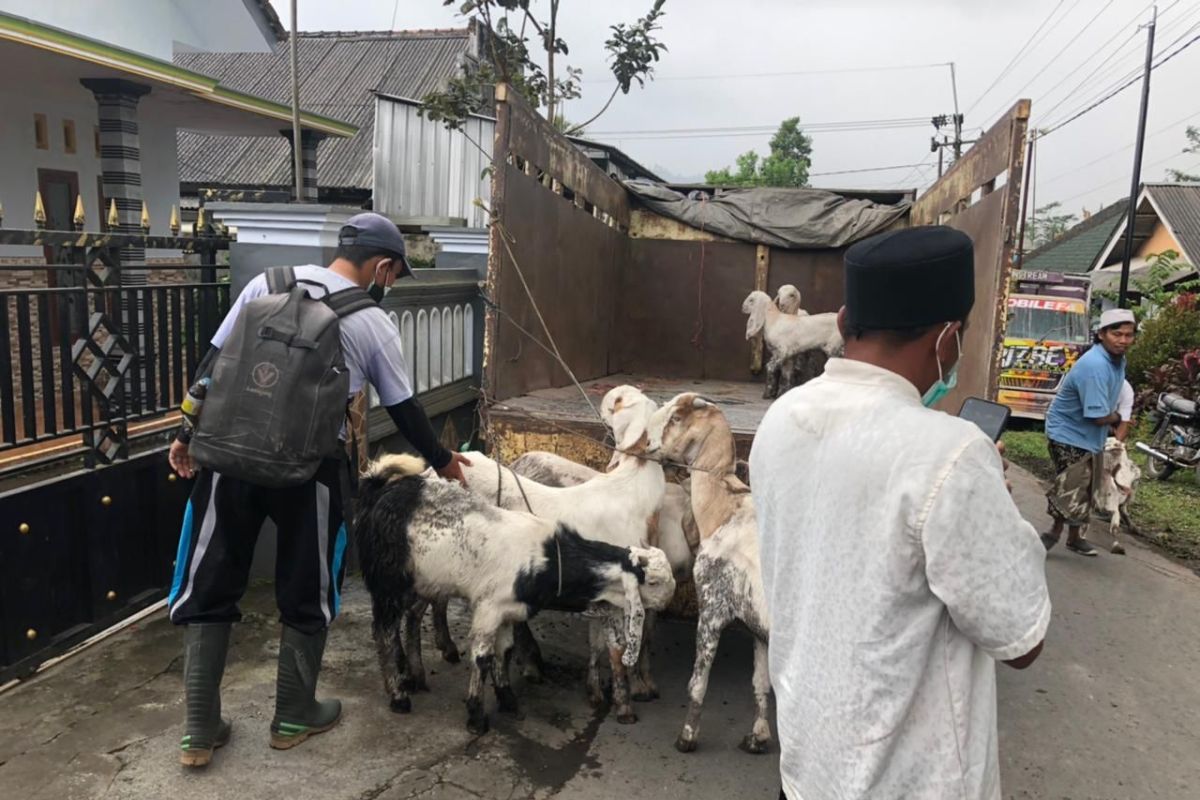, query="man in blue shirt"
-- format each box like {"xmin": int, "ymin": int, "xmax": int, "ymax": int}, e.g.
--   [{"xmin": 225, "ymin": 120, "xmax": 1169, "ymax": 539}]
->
[{"xmin": 1043, "ymin": 308, "xmax": 1137, "ymax": 555}]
